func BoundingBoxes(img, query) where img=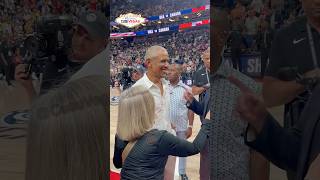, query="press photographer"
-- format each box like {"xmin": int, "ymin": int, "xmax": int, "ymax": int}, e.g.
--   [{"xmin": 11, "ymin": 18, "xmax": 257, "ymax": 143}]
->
[
  {"xmin": 120, "ymin": 64, "xmax": 145, "ymax": 90},
  {"xmin": 15, "ymin": 10, "xmax": 108, "ymax": 101}
]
